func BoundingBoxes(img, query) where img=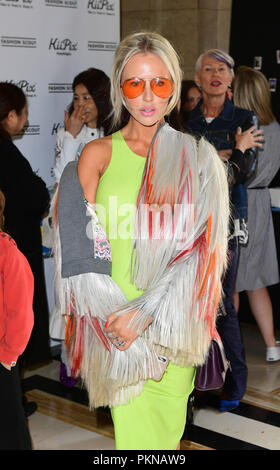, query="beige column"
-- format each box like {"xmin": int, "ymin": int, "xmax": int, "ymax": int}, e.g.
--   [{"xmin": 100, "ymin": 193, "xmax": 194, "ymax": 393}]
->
[
  {"xmin": 121, "ymin": 0, "xmax": 199, "ymax": 79},
  {"xmin": 198, "ymin": 0, "xmax": 232, "ymax": 55},
  {"xmin": 120, "ymin": 0, "xmax": 232, "ymax": 79}
]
